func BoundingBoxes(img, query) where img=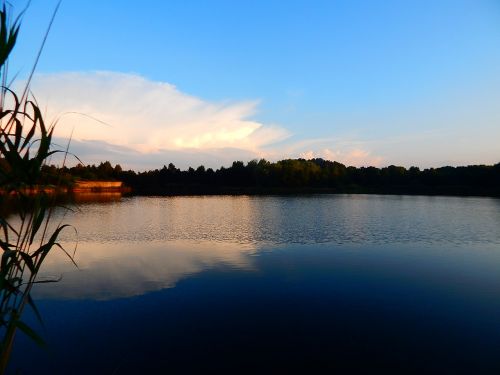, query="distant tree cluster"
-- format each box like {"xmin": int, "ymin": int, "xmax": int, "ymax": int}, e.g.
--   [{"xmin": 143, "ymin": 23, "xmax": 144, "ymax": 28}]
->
[
  {"xmin": 41, "ymin": 159, "xmax": 500, "ymax": 197},
  {"xmin": 40, "ymin": 161, "xmax": 123, "ymax": 186}
]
